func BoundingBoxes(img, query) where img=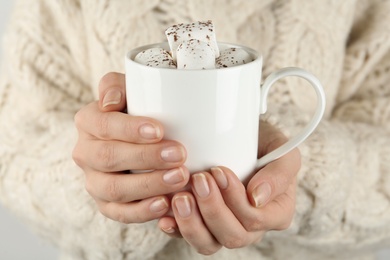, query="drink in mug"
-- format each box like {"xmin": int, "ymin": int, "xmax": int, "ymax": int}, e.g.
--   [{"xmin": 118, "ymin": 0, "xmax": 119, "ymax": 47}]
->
[{"xmin": 125, "ymin": 21, "xmax": 325, "ymax": 181}]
